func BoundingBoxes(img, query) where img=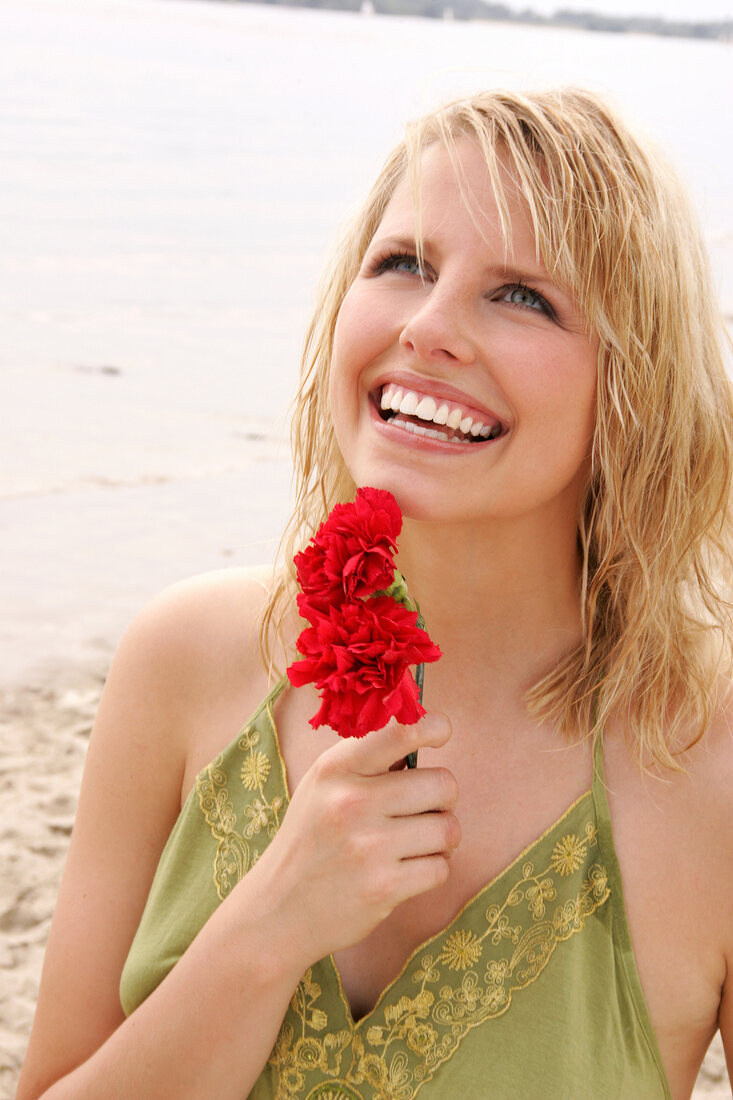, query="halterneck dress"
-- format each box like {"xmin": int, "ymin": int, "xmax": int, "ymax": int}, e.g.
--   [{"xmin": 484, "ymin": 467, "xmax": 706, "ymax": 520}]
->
[{"xmin": 120, "ymin": 679, "xmax": 672, "ymax": 1099}]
